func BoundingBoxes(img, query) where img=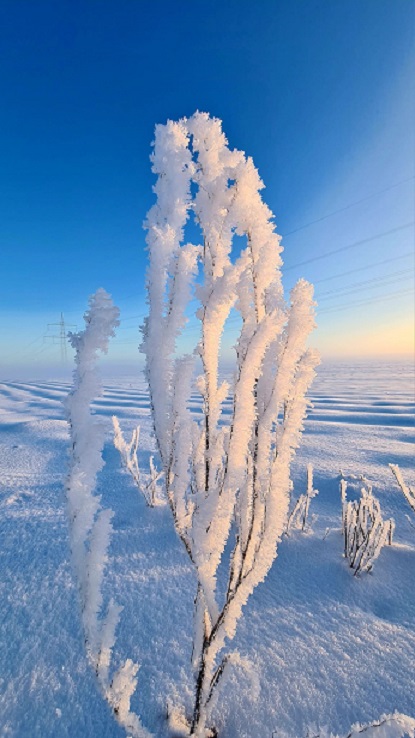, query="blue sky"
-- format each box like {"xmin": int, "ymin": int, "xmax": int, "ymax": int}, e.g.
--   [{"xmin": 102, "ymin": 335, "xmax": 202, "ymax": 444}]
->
[{"xmin": 1, "ymin": 0, "xmax": 414, "ymax": 376}]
